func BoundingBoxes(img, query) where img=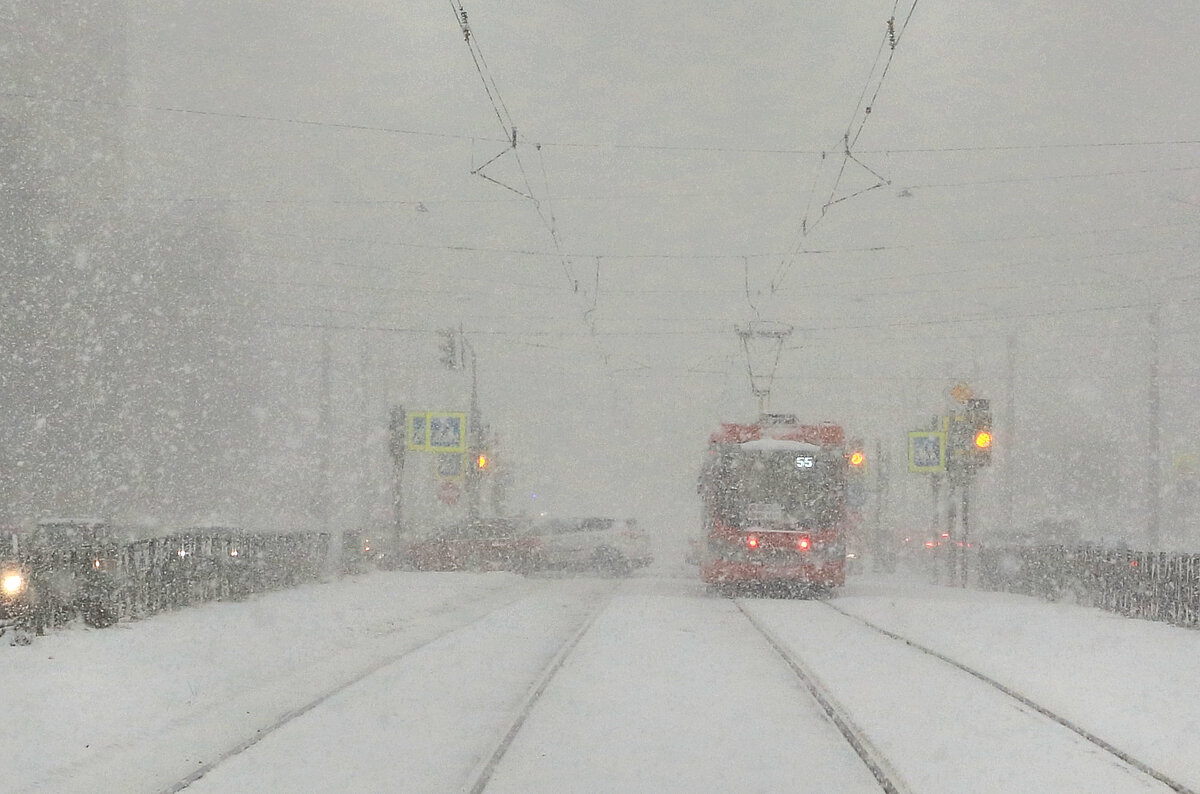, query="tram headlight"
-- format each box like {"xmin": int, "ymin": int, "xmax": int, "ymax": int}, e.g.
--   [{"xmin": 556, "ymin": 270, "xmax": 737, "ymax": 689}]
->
[{"xmin": 2, "ymin": 569, "xmax": 26, "ymax": 597}]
